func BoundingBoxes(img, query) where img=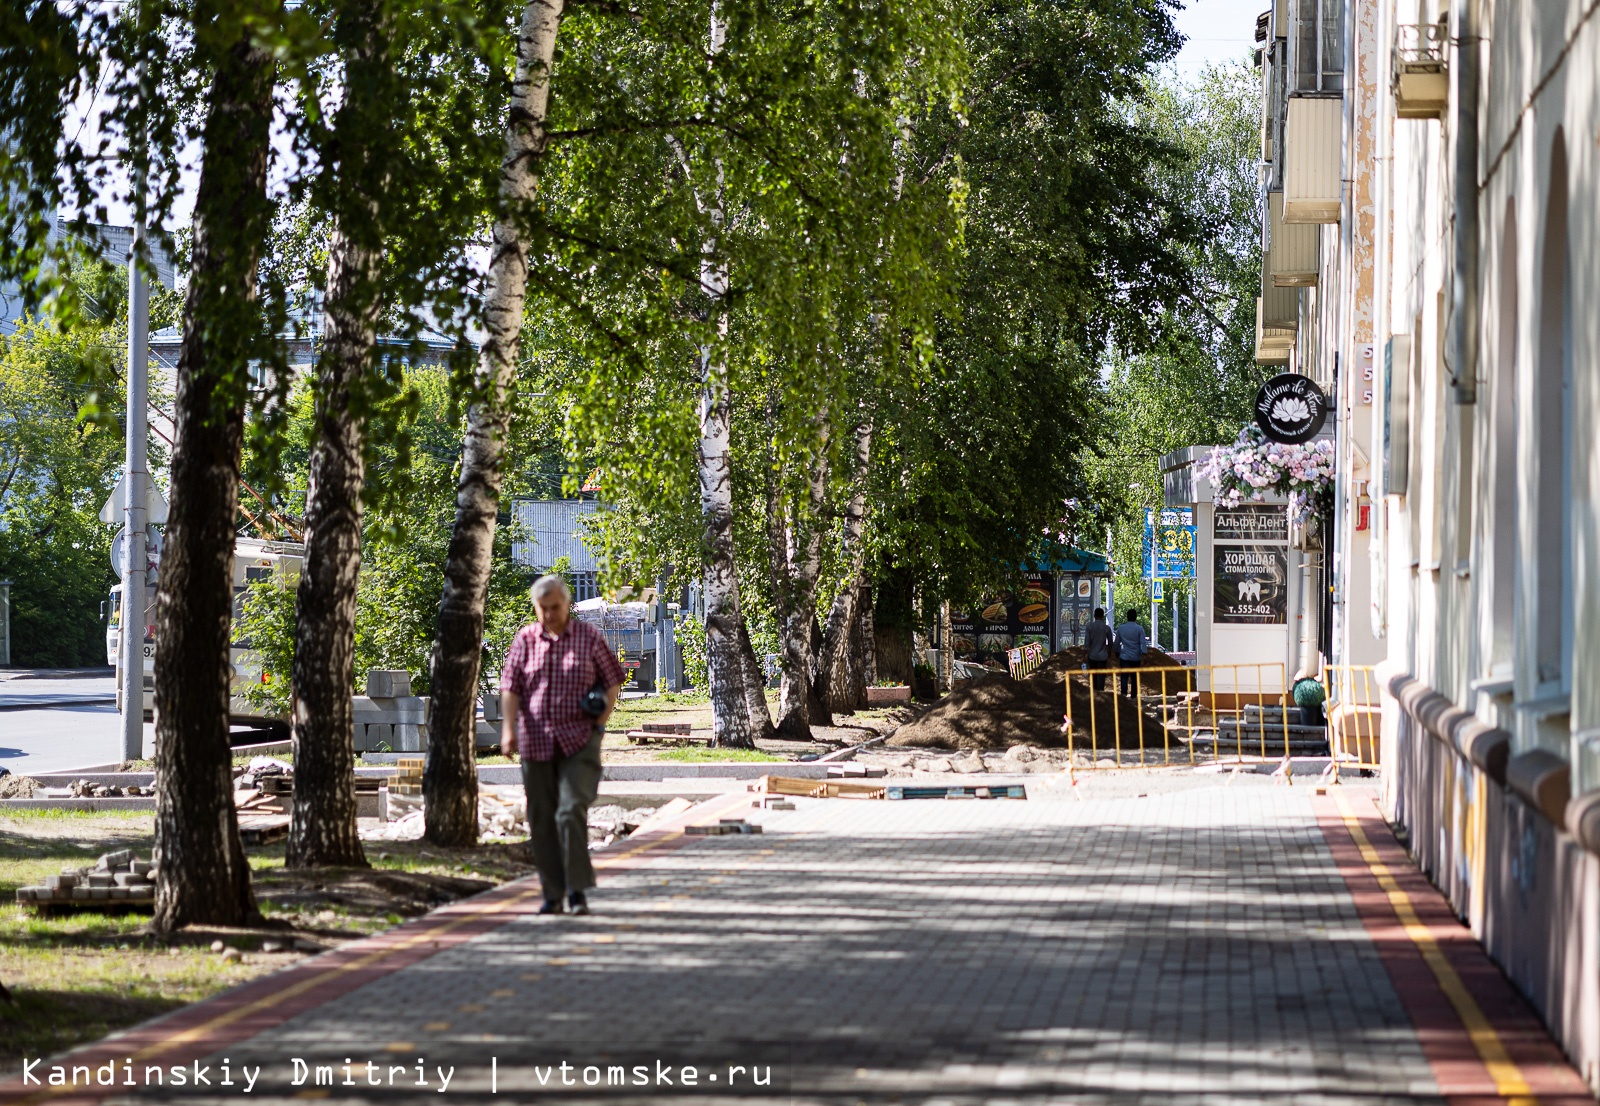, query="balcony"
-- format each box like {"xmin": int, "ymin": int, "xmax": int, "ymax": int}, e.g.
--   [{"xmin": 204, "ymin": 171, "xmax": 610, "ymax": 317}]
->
[
  {"xmin": 1255, "ymin": 300, "xmax": 1295, "ymax": 365},
  {"xmin": 1393, "ymin": 22, "xmax": 1448, "ymax": 119},
  {"xmin": 1265, "ymin": 192, "xmax": 1318, "ymax": 286},
  {"xmin": 1282, "ymin": 96, "xmax": 1342, "ymax": 223}
]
